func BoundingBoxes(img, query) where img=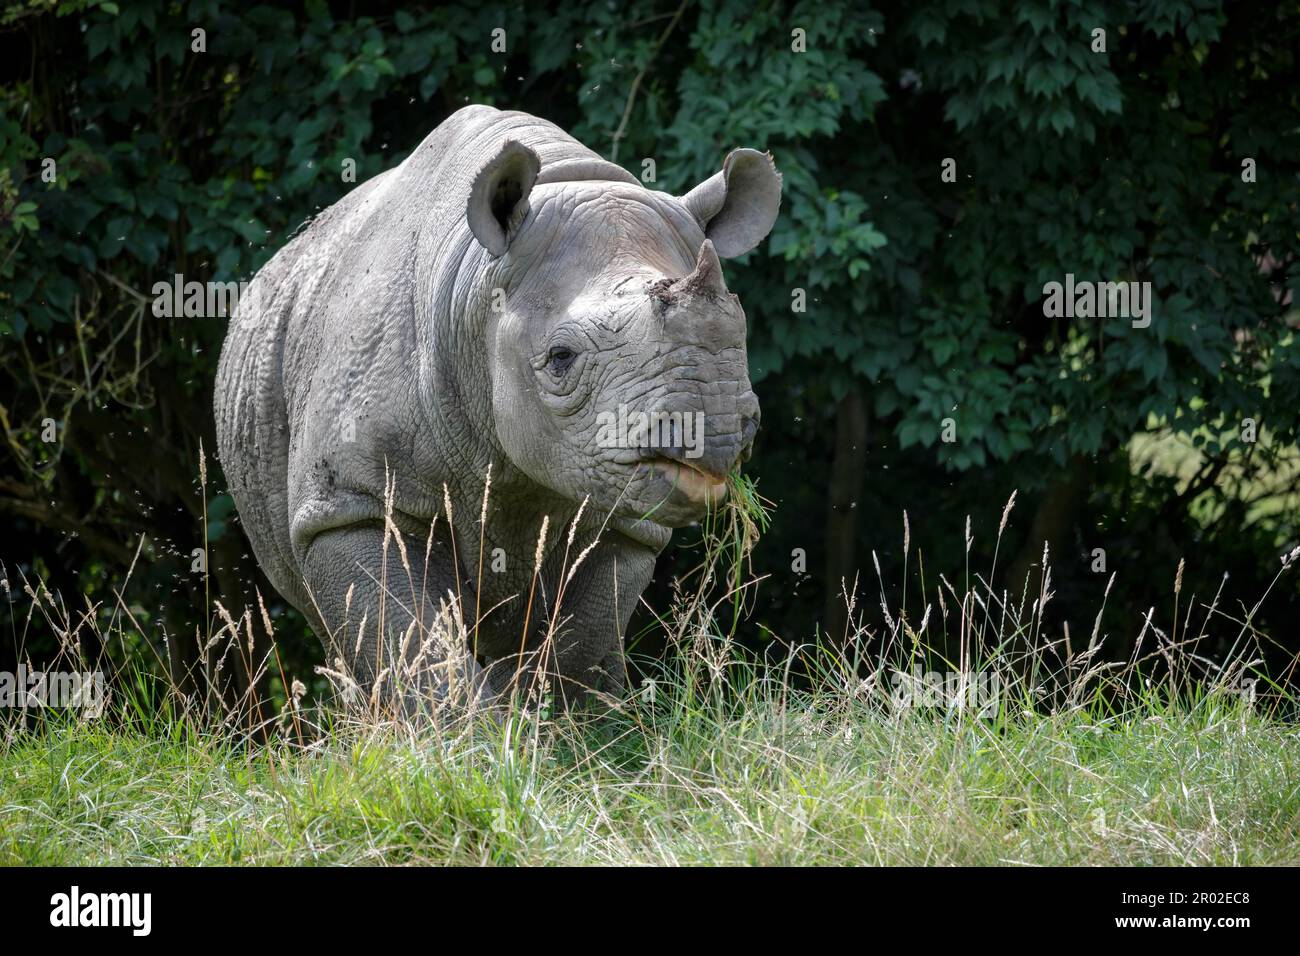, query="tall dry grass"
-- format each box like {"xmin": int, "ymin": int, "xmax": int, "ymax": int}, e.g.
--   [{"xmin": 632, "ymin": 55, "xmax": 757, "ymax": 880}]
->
[{"xmin": 3, "ymin": 445, "xmax": 1296, "ymax": 754}]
